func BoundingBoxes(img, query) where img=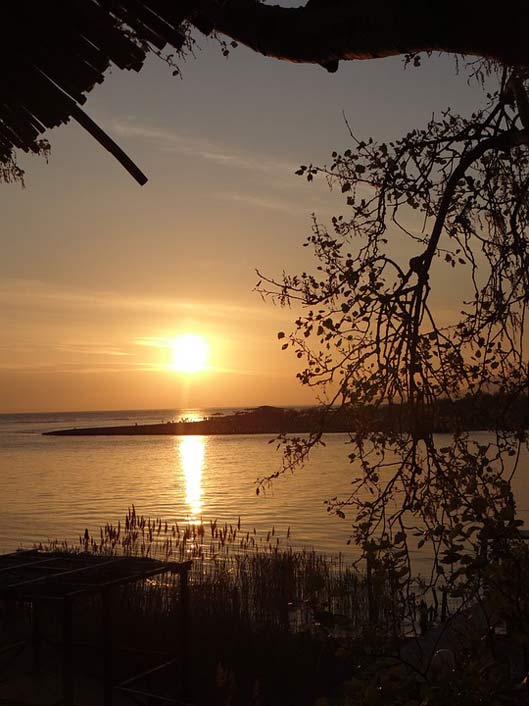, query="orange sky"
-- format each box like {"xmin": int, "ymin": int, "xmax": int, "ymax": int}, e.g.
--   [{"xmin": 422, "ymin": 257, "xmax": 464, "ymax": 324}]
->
[{"xmin": 0, "ymin": 29, "xmax": 489, "ymax": 413}]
